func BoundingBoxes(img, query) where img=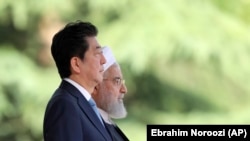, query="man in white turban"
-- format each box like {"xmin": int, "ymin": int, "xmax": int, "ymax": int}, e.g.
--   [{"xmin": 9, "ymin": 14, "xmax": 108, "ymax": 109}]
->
[{"xmin": 92, "ymin": 46, "xmax": 129, "ymax": 141}]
